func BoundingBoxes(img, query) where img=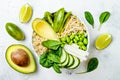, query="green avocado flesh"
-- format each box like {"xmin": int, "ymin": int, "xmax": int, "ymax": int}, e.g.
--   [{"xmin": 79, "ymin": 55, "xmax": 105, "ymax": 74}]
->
[{"xmin": 6, "ymin": 44, "xmax": 36, "ymax": 74}]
